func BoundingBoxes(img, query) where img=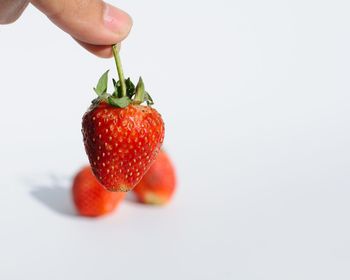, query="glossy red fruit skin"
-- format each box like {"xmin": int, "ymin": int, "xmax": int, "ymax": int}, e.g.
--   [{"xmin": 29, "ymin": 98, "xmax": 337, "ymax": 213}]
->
[
  {"xmin": 133, "ymin": 150, "xmax": 176, "ymax": 205},
  {"xmin": 72, "ymin": 166, "xmax": 125, "ymax": 217},
  {"xmin": 82, "ymin": 102, "xmax": 165, "ymax": 192}
]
